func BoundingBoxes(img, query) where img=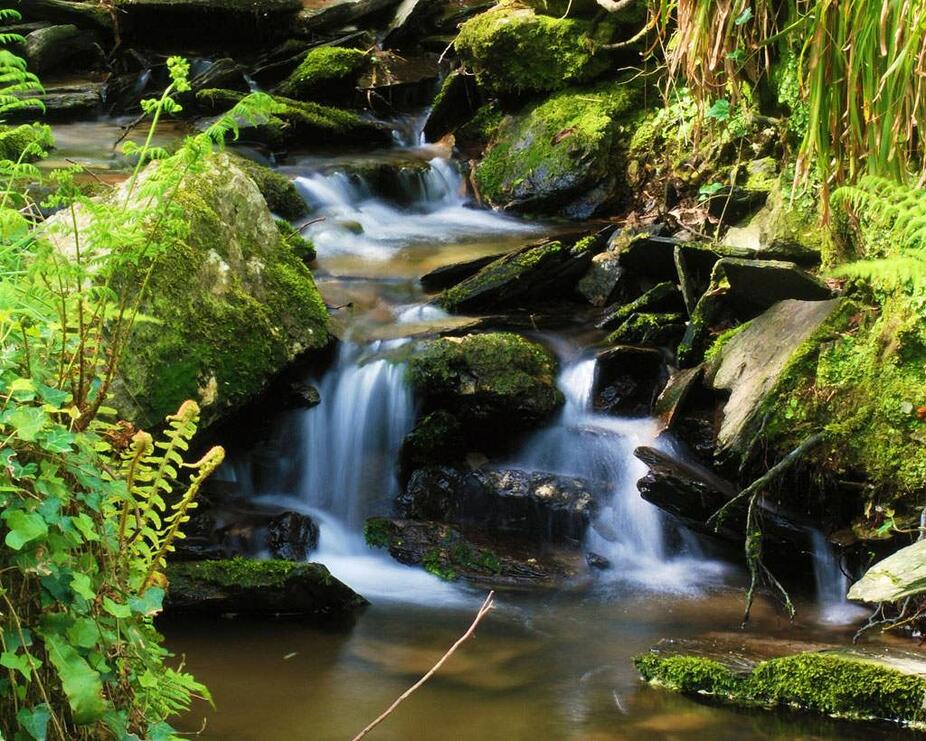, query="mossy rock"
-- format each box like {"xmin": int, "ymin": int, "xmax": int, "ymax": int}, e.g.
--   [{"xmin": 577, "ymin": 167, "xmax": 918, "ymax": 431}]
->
[
  {"xmin": 400, "ymin": 410, "xmax": 466, "ymax": 473},
  {"xmin": 455, "ymin": 4, "xmax": 616, "ymax": 98},
  {"xmin": 275, "ymin": 46, "xmax": 370, "ymax": 100},
  {"xmin": 636, "ymin": 649, "xmax": 926, "ymax": 728},
  {"xmin": 407, "ymin": 332, "xmax": 563, "ymax": 434},
  {"xmin": 165, "ymin": 557, "xmax": 367, "ymax": 616},
  {"xmin": 97, "ymin": 152, "xmax": 329, "ymax": 428},
  {"xmin": 475, "ymin": 82, "xmax": 642, "ymax": 218},
  {"xmin": 231, "ymin": 154, "xmax": 307, "ymax": 219},
  {"xmin": 195, "ymin": 89, "xmax": 392, "ymax": 148},
  {"xmin": 276, "ymin": 218, "xmax": 316, "ymax": 262},
  {"xmin": 0, "ymin": 123, "xmax": 53, "ymax": 162}
]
